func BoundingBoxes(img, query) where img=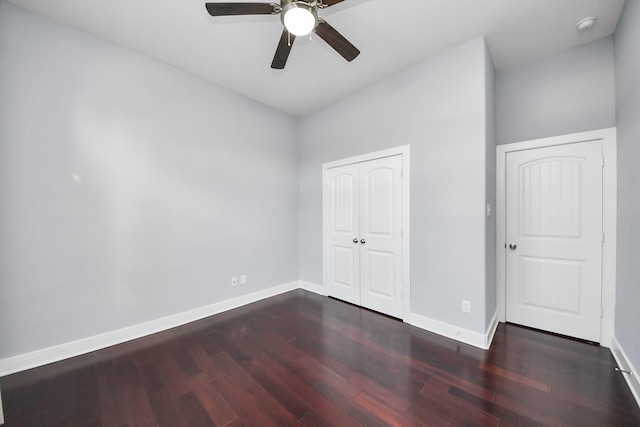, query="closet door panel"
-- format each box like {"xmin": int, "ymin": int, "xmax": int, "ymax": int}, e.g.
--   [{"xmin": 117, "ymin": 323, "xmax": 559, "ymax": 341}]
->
[
  {"xmin": 360, "ymin": 155, "xmax": 403, "ymax": 318},
  {"xmin": 324, "ymin": 164, "xmax": 361, "ymax": 305}
]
